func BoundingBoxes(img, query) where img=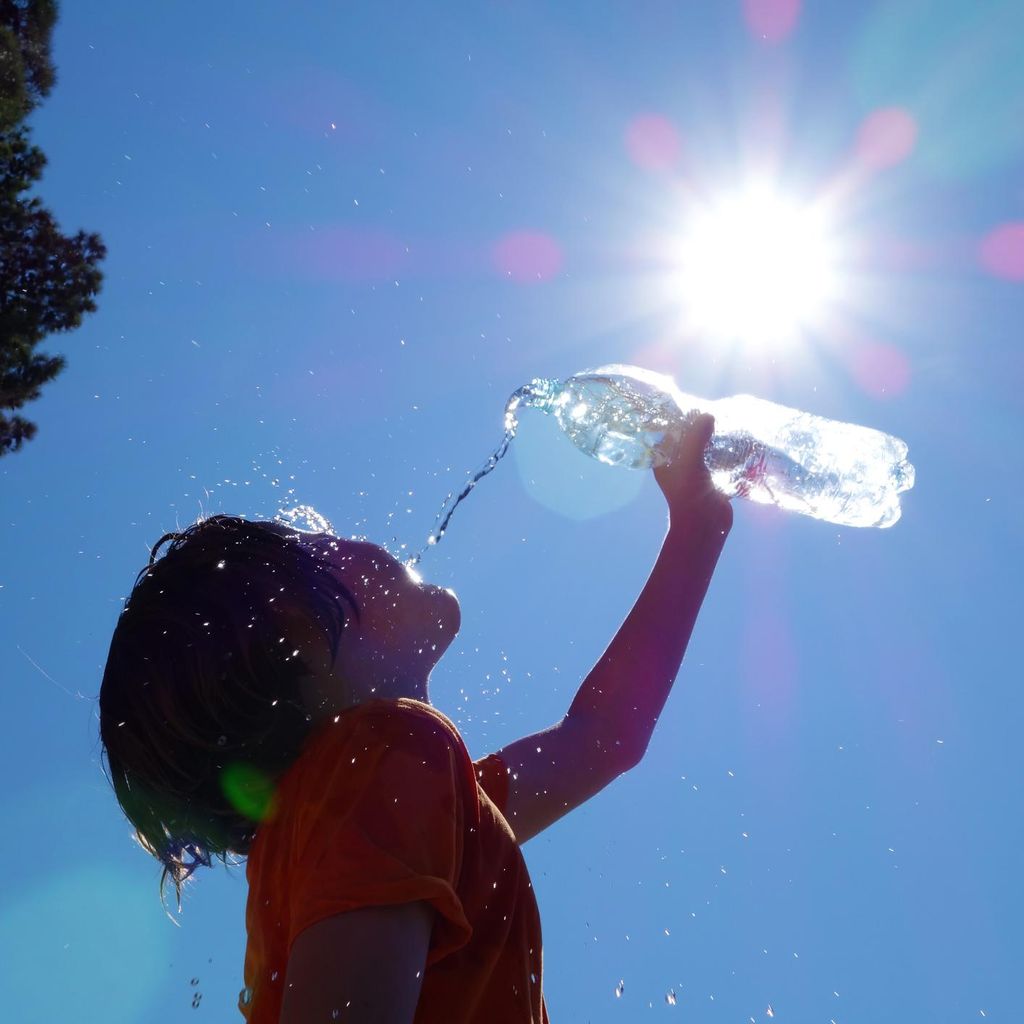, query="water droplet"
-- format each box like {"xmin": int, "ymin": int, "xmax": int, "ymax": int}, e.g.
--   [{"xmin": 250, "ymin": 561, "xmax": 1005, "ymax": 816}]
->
[
  {"xmin": 217, "ymin": 735, "xmax": 227, "ymax": 746},
  {"xmin": 615, "ymin": 979, "xmax": 625, "ymax": 998},
  {"xmin": 666, "ymin": 989, "xmax": 677, "ymax": 1006},
  {"xmin": 190, "ymin": 977, "xmax": 199, "ymax": 986},
  {"xmin": 767, "ymin": 1005, "xmax": 775, "ymax": 1018},
  {"xmin": 270, "ymin": 970, "xmax": 279, "ymax": 982},
  {"xmin": 191, "ymin": 993, "xmax": 202, "ymax": 1008},
  {"xmin": 274, "ymin": 505, "xmax": 336, "ymax": 535},
  {"xmin": 239, "ymin": 986, "xmax": 253, "ymax": 1006}
]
